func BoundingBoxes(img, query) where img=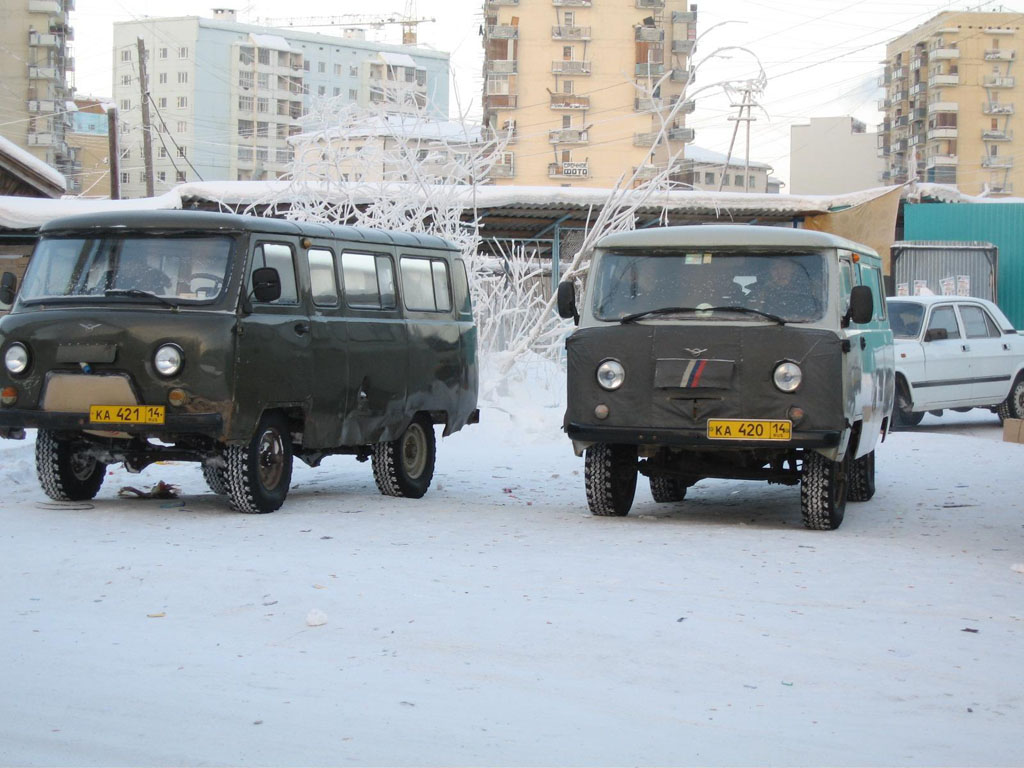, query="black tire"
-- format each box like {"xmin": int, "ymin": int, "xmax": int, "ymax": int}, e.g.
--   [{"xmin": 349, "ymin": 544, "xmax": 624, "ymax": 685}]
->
[
  {"xmin": 893, "ymin": 383, "xmax": 924, "ymax": 428},
  {"xmin": 35, "ymin": 429, "xmax": 106, "ymax": 502},
  {"xmin": 649, "ymin": 475, "xmax": 687, "ymax": 503},
  {"xmin": 372, "ymin": 415, "xmax": 436, "ymax": 498},
  {"xmin": 800, "ymin": 450, "xmax": 848, "ymax": 530},
  {"xmin": 224, "ymin": 412, "xmax": 293, "ymax": 514},
  {"xmin": 202, "ymin": 463, "xmax": 229, "ymax": 495},
  {"xmin": 996, "ymin": 377, "xmax": 1024, "ymax": 422},
  {"xmin": 847, "ymin": 450, "xmax": 876, "ymax": 502},
  {"xmin": 584, "ymin": 443, "xmax": 638, "ymax": 516}
]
